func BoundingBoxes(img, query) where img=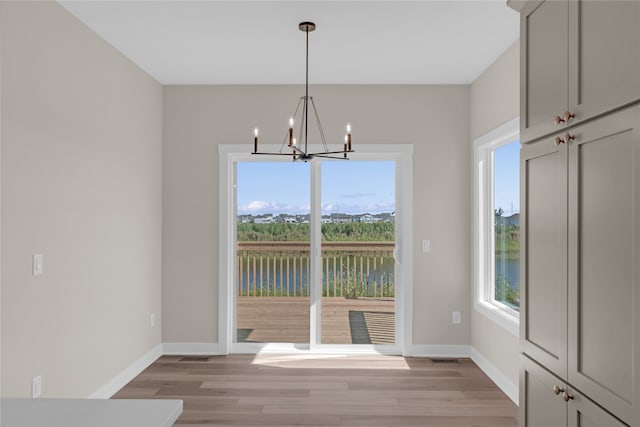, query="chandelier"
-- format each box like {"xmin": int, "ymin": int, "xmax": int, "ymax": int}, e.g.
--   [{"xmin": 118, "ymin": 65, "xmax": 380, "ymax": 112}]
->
[{"xmin": 252, "ymin": 22, "xmax": 353, "ymax": 161}]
